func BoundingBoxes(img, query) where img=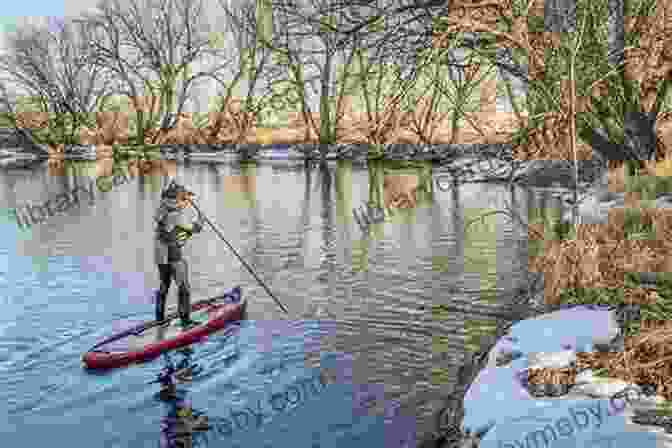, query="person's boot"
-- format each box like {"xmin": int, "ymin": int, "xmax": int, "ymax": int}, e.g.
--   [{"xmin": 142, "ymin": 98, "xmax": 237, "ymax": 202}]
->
[
  {"xmin": 179, "ymin": 318, "xmax": 198, "ymax": 329},
  {"xmin": 178, "ymin": 288, "xmax": 196, "ymax": 328},
  {"xmin": 155, "ymin": 290, "xmax": 167, "ymax": 322}
]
